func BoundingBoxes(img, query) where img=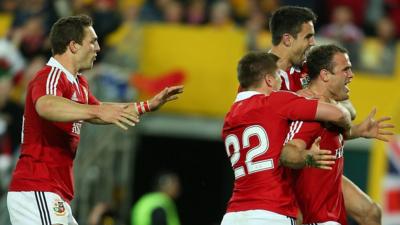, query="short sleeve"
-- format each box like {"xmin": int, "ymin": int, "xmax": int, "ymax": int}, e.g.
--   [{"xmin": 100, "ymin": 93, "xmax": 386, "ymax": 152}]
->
[
  {"xmin": 270, "ymin": 91, "xmax": 318, "ymax": 121},
  {"xmin": 287, "ymin": 121, "xmax": 322, "ymax": 148},
  {"xmin": 31, "ymin": 68, "xmax": 66, "ymax": 104}
]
